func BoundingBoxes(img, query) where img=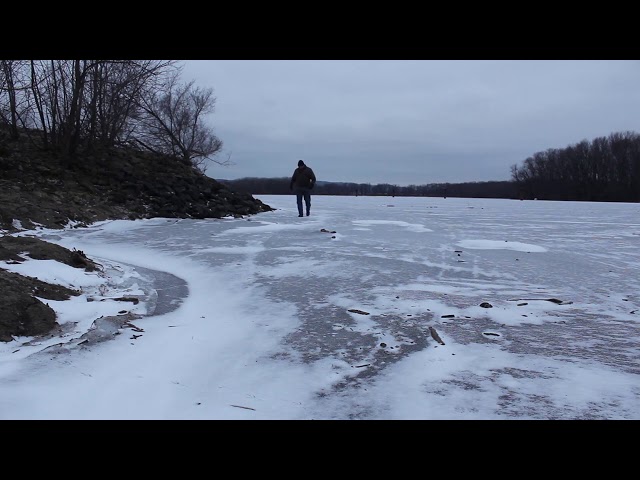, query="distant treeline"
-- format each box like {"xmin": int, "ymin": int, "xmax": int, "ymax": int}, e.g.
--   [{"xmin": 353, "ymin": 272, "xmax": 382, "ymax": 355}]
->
[
  {"xmin": 219, "ymin": 177, "xmax": 519, "ymax": 199},
  {"xmin": 223, "ymin": 131, "xmax": 640, "ymax": 202},
  {"xmin": 510, "ymin": 131, "xmax": 640, "ymax": 202}
]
